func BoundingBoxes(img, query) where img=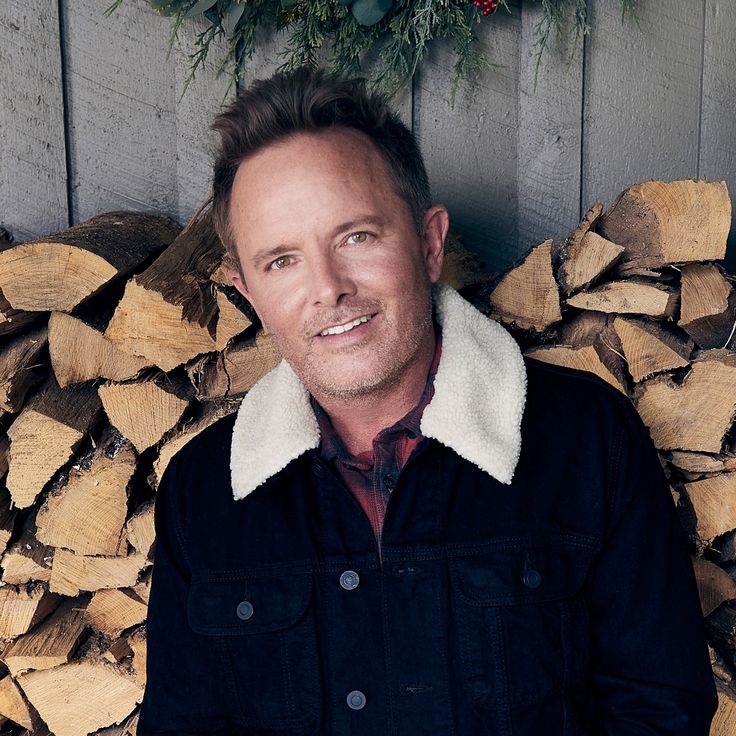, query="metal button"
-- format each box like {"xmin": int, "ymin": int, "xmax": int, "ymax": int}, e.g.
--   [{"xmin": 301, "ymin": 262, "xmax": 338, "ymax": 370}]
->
[
  {"xmin": 346, "ymin": 690, "xmax": 366, "ymax": 710},
  {"xmin": 340, "ymin": 570, "xmax": 360, "ymax": 590},
  {"xmin": 311, "ymin": 461, "xmax": 325, "ymax": 478},
  {"xmin": 236, "ymin": 600, "xmax": 254, "ymax": 620},
  {"xmin": 522, "ymin": 569, "xmax": 542, "ymax": 589}
]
